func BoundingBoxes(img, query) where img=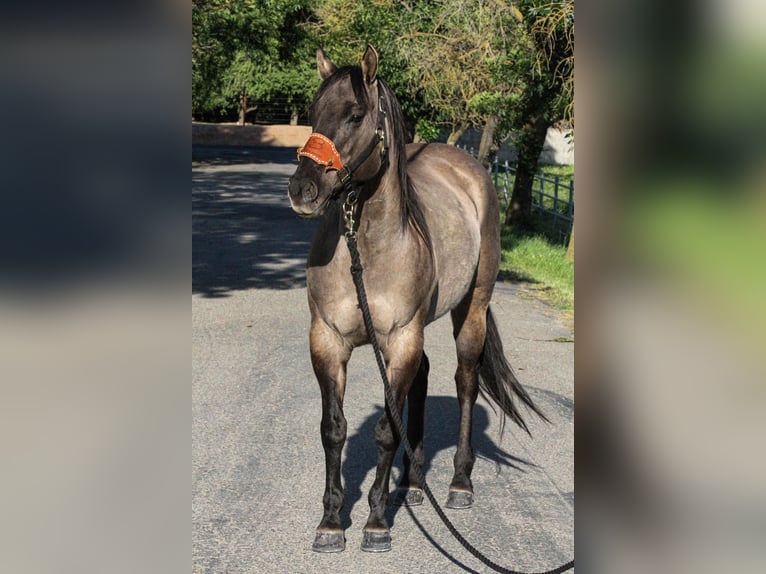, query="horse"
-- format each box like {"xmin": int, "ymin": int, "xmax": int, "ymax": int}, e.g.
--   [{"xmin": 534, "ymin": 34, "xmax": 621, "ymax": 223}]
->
[{"xmin": 287, "ymin": 45, "xmax": 547, "ymax": 554}]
